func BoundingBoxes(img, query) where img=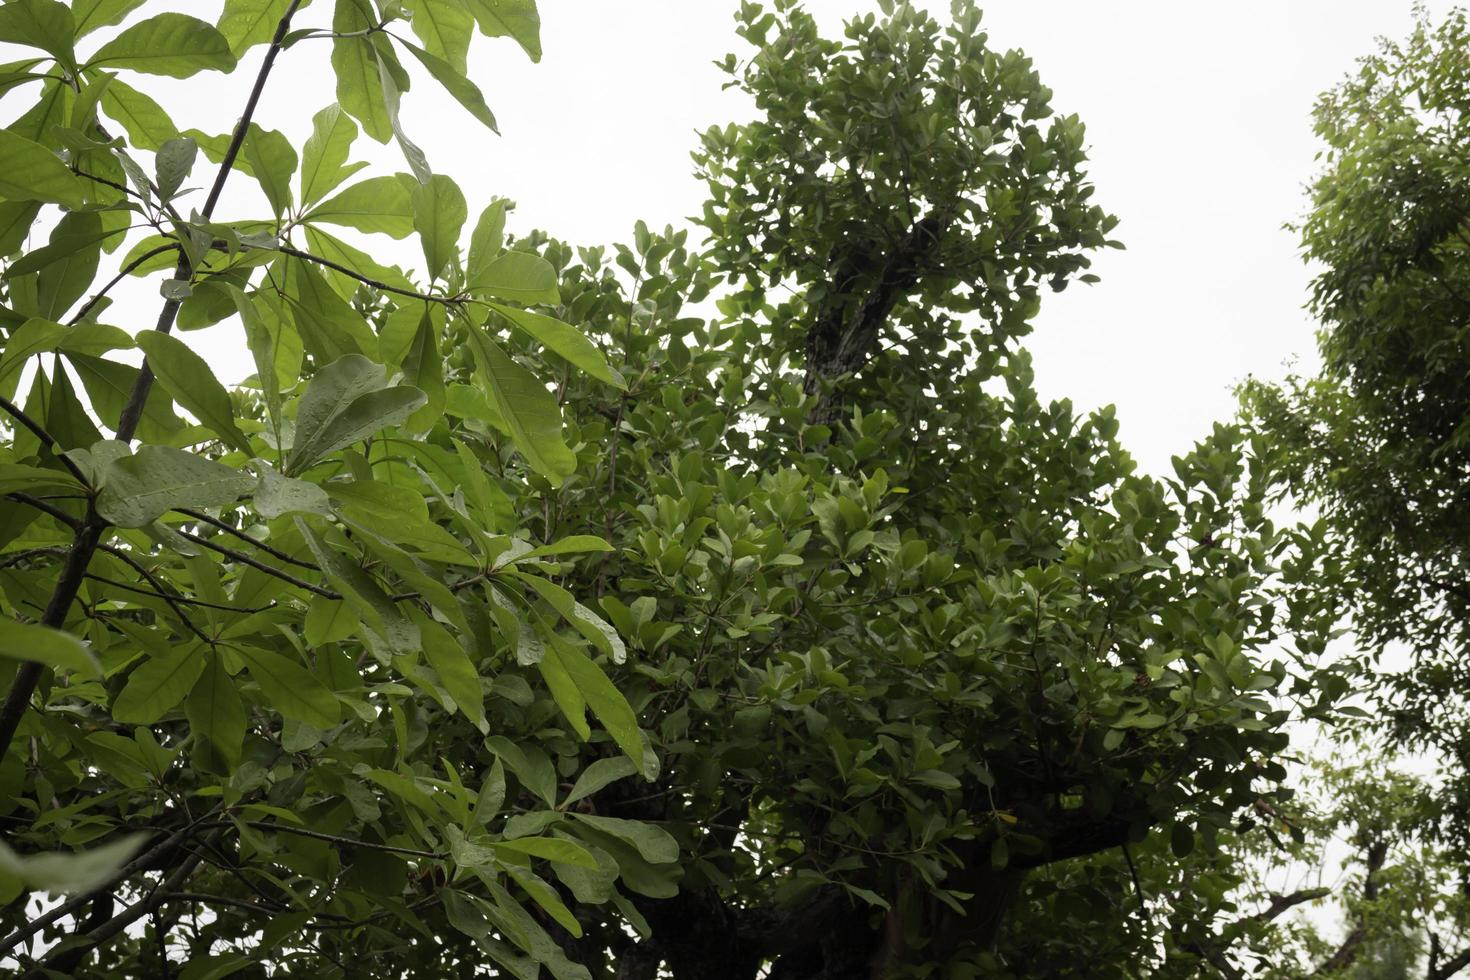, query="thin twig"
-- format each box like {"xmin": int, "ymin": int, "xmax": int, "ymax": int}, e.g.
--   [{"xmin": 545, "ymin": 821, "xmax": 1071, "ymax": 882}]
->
[
  {"xmin": 85, "ymin": 572, "xmax": 274, "ymax": 614},
  {"xmin": 177, "ymin": 508, "xmax": 319, "ymax": 569},
  {"xmin": 69, "ymin": 243, "xmax": 182, "ymax": 326},
  {"xmin": 173, "ymin": 528, "xmax": 339, "ymax": 599},
  {"xmin": 230, "ymin": 820, "xmax": 443, "ymax": 860},
  {"xmin": 0, "ymin": 396, "xmax": 90, "ymax": 485}
]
